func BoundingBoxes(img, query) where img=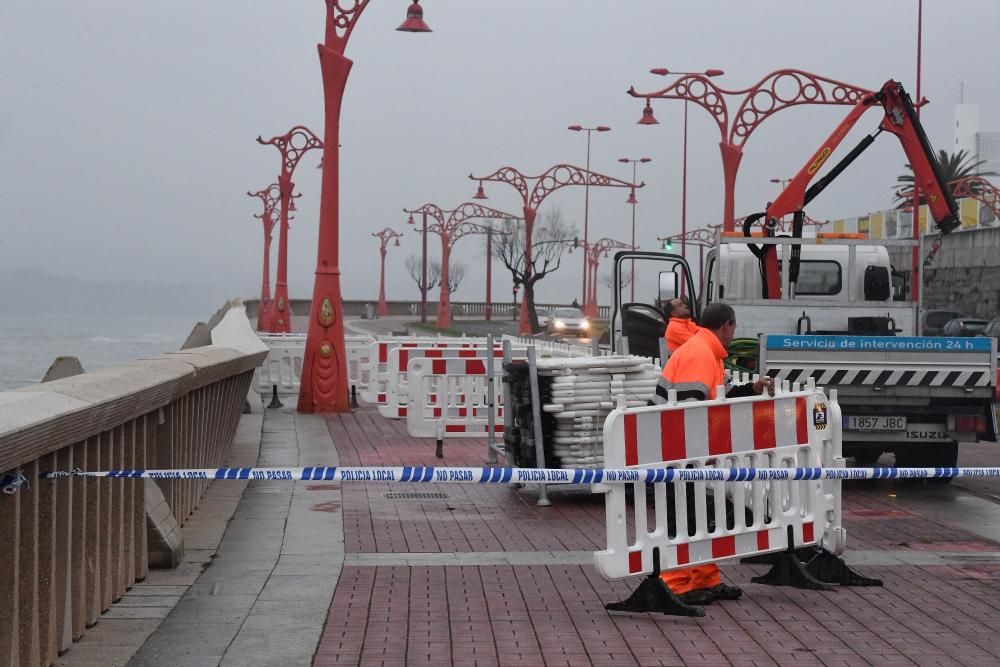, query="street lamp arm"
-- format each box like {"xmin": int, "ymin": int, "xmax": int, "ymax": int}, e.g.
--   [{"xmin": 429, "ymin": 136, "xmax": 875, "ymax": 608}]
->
[
  {"xmin": 403, "ymin": 203, "xmax": 447, "ymax": 225},
  {"xmin": 728, "ymin": 69, "xmax": 873, "ymax": 147},
  {"xmin": 469, "ymin": 169, "xmax": 529, "ymax": 201},
  {"xmin": 628, "ymin": 75, "xmax": 731, "ymax": 139},
  {"xmin": 257, "ymin": 125, "xmax": 324, "ymax": 176},
  {"xmin": 529, "ymin": 164, "xmax": 641, "ymax": 210},
  {"xmin": 447, "ymin": 202, "xmax": 521, "ymax": 227},
  {"xmin": 323, "ymin": 0, "xmax": 373, "ymax": 51}
]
